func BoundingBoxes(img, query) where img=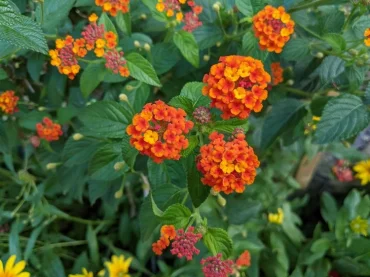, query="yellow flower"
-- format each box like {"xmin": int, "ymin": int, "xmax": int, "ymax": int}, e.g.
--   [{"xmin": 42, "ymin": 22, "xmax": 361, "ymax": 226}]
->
[
  {"xmin": 353, "ymin": 160, "xmax": 370, "ymax": 185},
  {"xmin": 268, "ymin": 208, "xmax": 284, "ymax": 224},
  {"xmin": 89, "ymin": 13, "xmax": 98, "ymax": 22},
  {"xmin": 143, "ymin": 130, "xmax": 159, "ymax": 145},
  {"xmin": 105, "ymin": 255, "xmax": 132, "ymax": 277},
  {"xmin": 69, "ymin": 268, "xmax": 93, "ymax": 277},
  {"xmin": 220, "ymin": 160, "xmax": 235, "ymax": 174},
  {"xmin": 176, "ymin": 12, "xmax": 183, "ymax": 22},
  {"xmin": 350, "ymin": 216, "xmax": 368, "ymax": 236},
  {"xmin": 0, "ymin": 255, "xmax": 30, "ymax": 277},
  {"xmin": 96, "ymin": 39, "xmax": 106, "ymax": 49},
  {"xmin": 156, "ymin": 2, "xmax": 164, "ymax": 12}
]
